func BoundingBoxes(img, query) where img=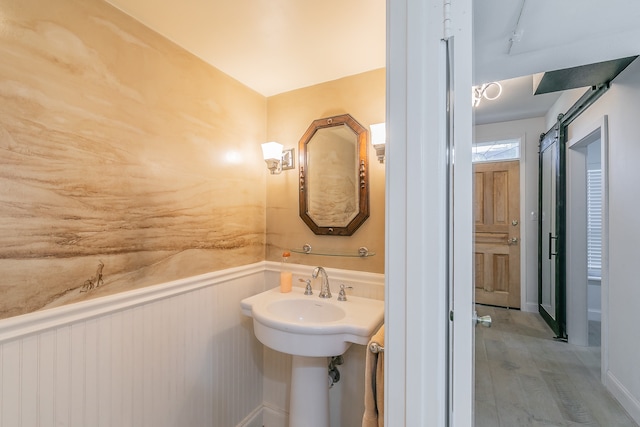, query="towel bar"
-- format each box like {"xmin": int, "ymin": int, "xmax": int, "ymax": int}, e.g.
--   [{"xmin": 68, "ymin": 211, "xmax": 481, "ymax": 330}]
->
[{"xmin": 369, "ymin": 341, "xmax": 384, "ymax": 353}]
